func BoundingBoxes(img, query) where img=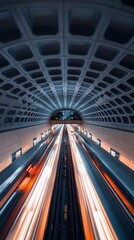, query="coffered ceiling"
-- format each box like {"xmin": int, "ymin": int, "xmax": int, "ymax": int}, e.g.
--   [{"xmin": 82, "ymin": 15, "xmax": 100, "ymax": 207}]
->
[{"xmin": 0, "ymin": 0, "xmax": 134, "ymax": 131}]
